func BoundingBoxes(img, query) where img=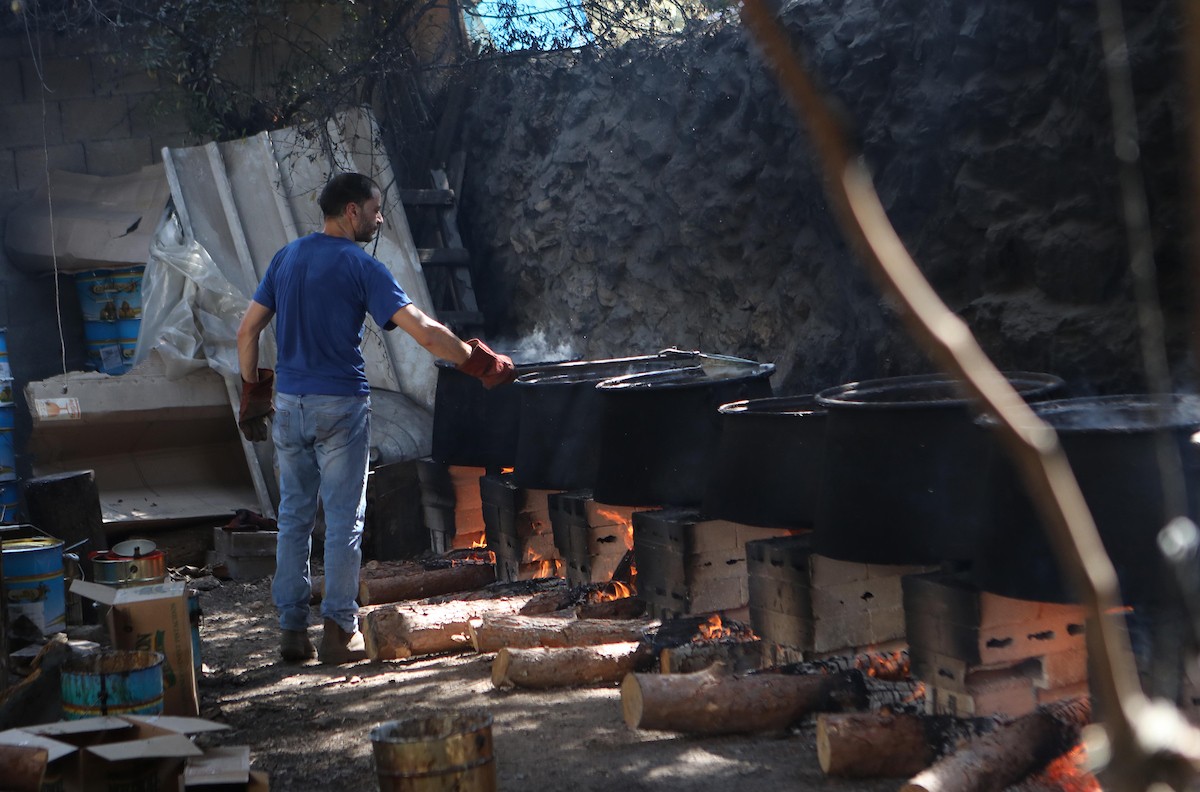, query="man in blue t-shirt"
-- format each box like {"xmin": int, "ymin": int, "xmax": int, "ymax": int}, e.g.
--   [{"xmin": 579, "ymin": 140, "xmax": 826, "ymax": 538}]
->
[{"xmin": 236, "ymin": 172, "xmax": 515, "ymax": 664}]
